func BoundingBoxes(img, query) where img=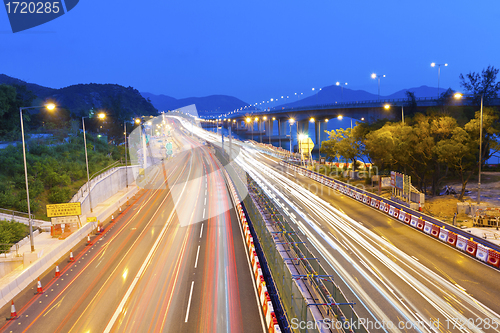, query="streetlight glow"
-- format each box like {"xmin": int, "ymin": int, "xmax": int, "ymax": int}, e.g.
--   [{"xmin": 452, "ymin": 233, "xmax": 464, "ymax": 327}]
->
[
  {"xmin": 98, "ymin": 113, "xmax": 106, "ymax": 119},
  {"xmin": 337, "ymin": 115, "xmax": 343, "ymax": 120},
  {"xmin": 310, "ymin": 117, "xmax": 315, "ymax": 122},
  {"xmin": 384, "ymin": 104, "xmax": 390, "ymax": 109},
  {"xmin": 46, "ymin": 103, "xmax": 56, "ymax": 110}
]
